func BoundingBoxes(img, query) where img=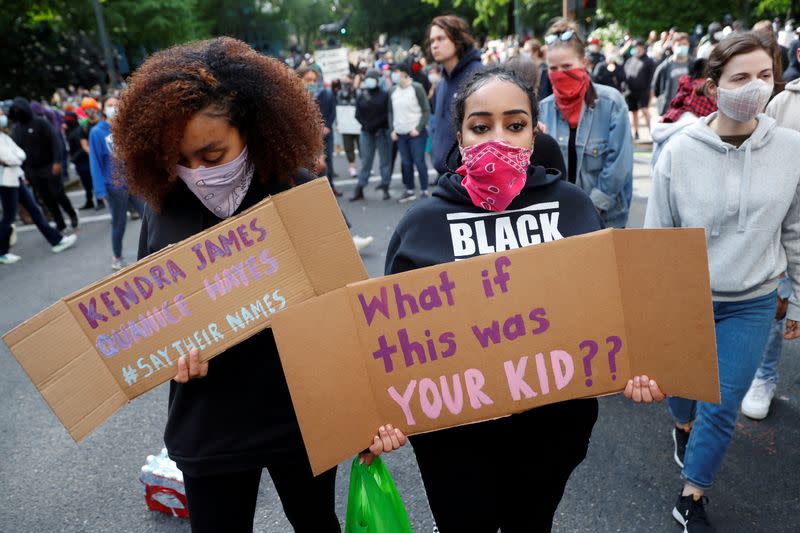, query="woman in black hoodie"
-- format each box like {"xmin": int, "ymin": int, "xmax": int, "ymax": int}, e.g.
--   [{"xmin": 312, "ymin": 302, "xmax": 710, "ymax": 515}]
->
[
  {"xmin": 112, "ymin": 37, "xmax": 401, "ymax": 533},
  {"xmin": 385, "ymin": 67, "xmax": 664, "ymax": 532}
]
